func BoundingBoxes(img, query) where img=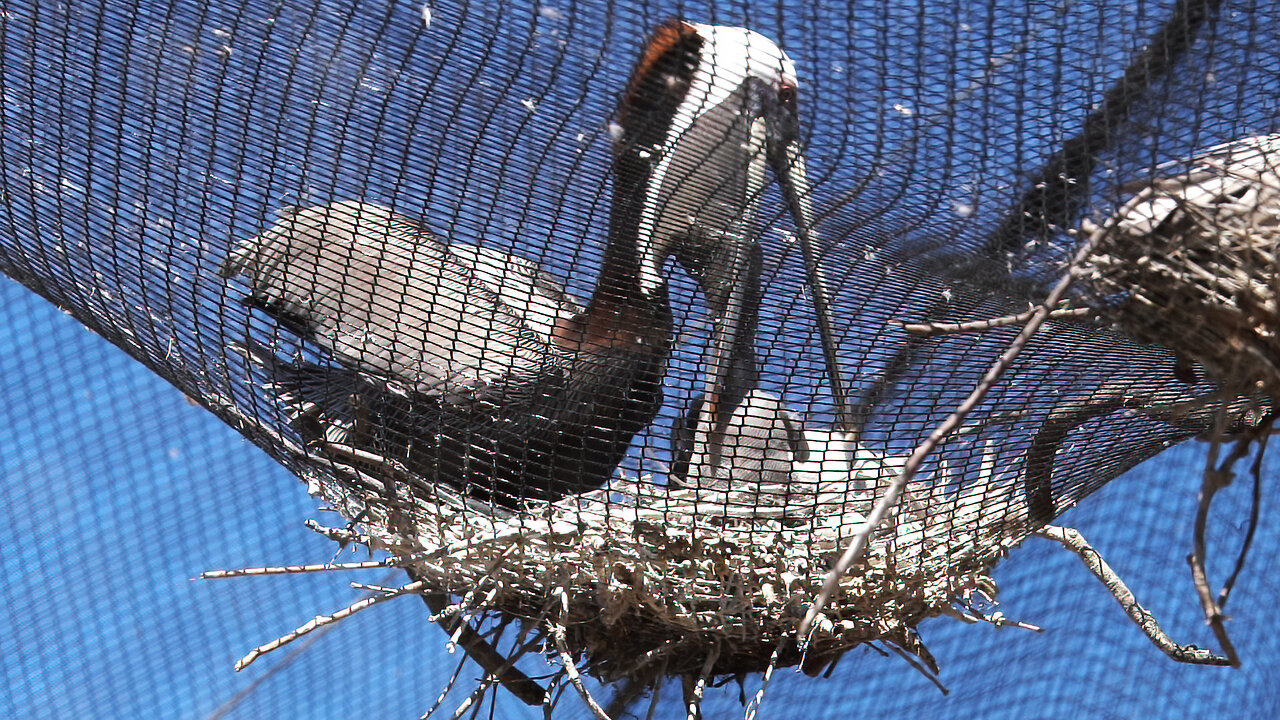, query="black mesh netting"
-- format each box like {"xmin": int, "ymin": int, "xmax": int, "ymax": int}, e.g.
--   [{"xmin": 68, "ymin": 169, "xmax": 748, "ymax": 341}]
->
[{"xmin": 4, "ymin": 0, "xmax": 1280, "ymax": 718}]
